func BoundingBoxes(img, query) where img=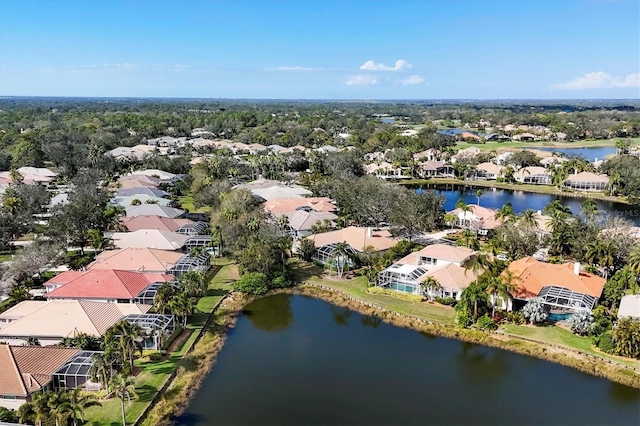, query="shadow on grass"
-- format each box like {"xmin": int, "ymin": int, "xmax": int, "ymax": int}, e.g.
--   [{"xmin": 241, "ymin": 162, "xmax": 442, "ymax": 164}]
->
[
  {"xmin": 137, "ymin": 384, "xmax": 159, "ymax": 402},
  {"xmin": 290, "ymin": 260, "xmax": 324, "ymax": 283},
  {"xmin": 206, "ymin": 288, "xmax": 228, "ymax": 297}
]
